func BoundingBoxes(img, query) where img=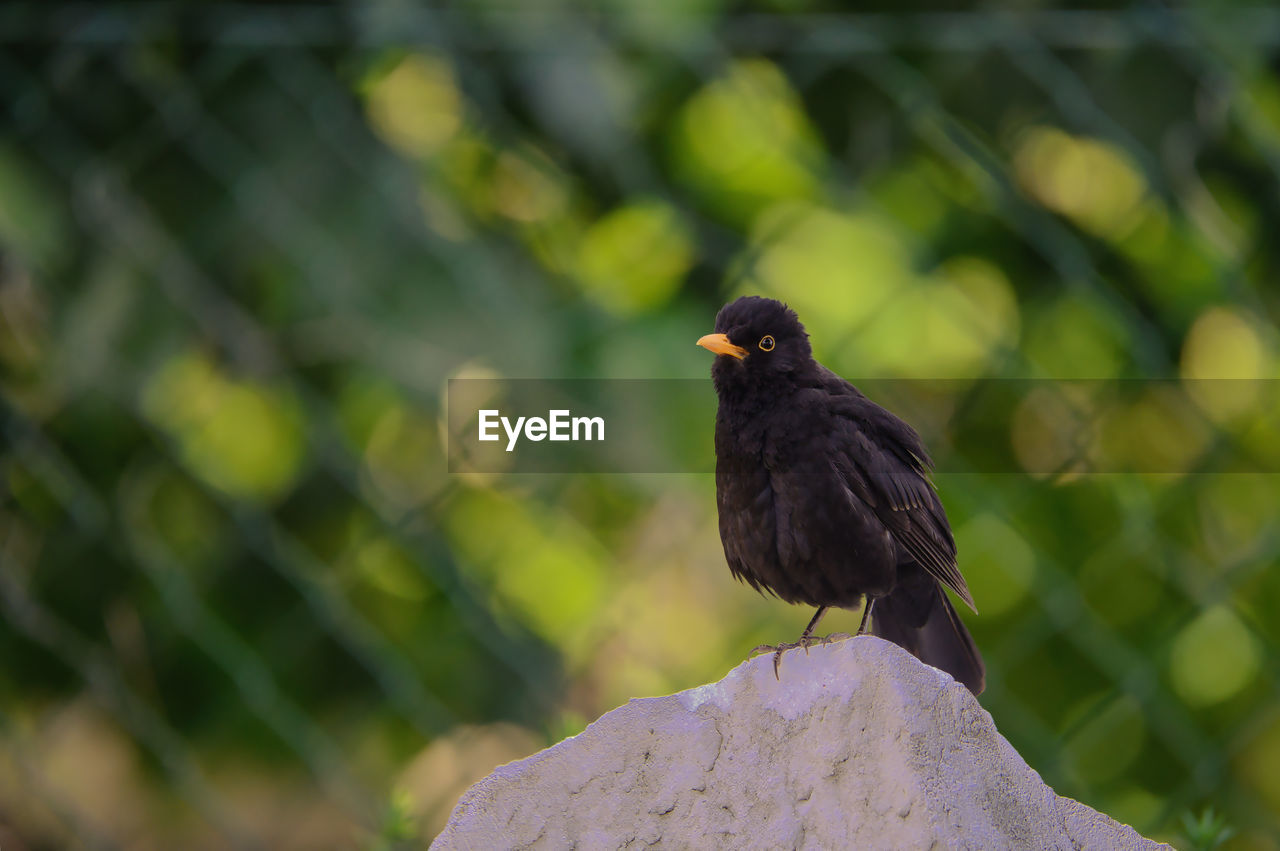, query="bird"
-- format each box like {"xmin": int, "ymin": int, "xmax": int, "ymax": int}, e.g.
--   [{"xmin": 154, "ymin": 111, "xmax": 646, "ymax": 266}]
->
[{"xmin": 697, "ymin": 295, "xmax": 985, "ymax": 695}]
